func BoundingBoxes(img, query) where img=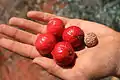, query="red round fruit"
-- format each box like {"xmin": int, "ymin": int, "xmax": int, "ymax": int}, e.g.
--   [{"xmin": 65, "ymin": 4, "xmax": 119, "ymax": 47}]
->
[
  {"xmin": 62, "ymin": 26, "xmax": 84, "ymax": 48},
  {"xmin": 35, "ymin": 33, "xmax": 56, "ymax": 56},
  {"xmin": 47, "ymin": 18, "xmax": 64, "ymax": 37},
  {"xmin": 51, "ymin": 41, "xmax": 75, "ymax": 66}
]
